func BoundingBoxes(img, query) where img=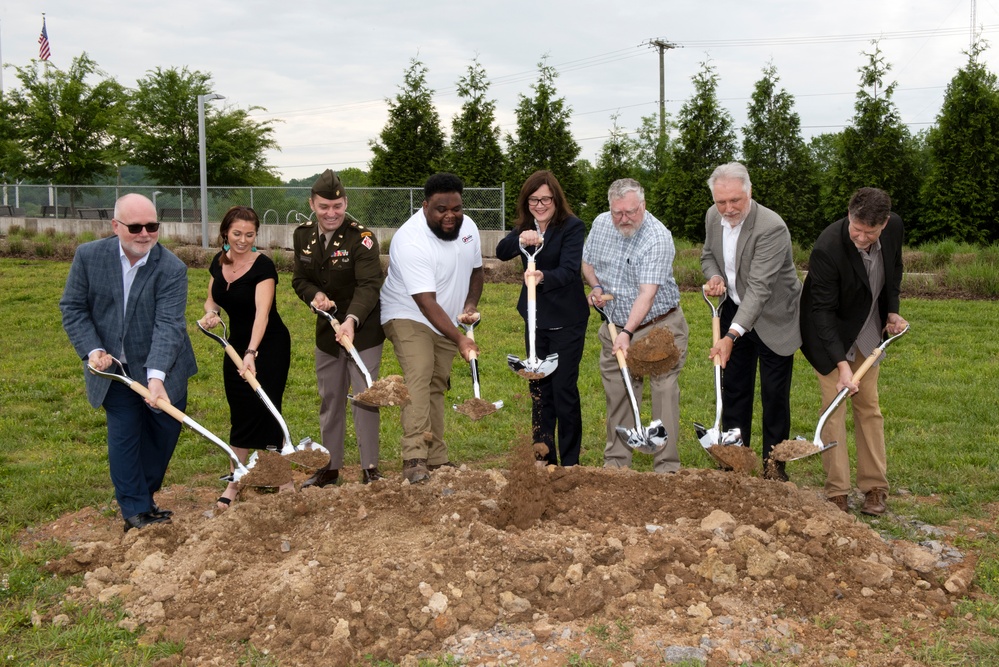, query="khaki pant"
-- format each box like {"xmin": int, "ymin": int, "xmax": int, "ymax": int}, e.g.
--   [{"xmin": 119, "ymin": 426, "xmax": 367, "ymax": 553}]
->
[
  {"xmin": 383, "ymin": 319, "xmax": 457, "ymax": 465},
  {"xmin": 816, "ymin": 355, "xmax": 886, "ymax": 497},
  {"xmin": 599, "ymin": 307, "xmax": 688, "ymax": 473},
  {"xmin": 315, "ymin": 344, "xmax": 382, "ymax": 470}
]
